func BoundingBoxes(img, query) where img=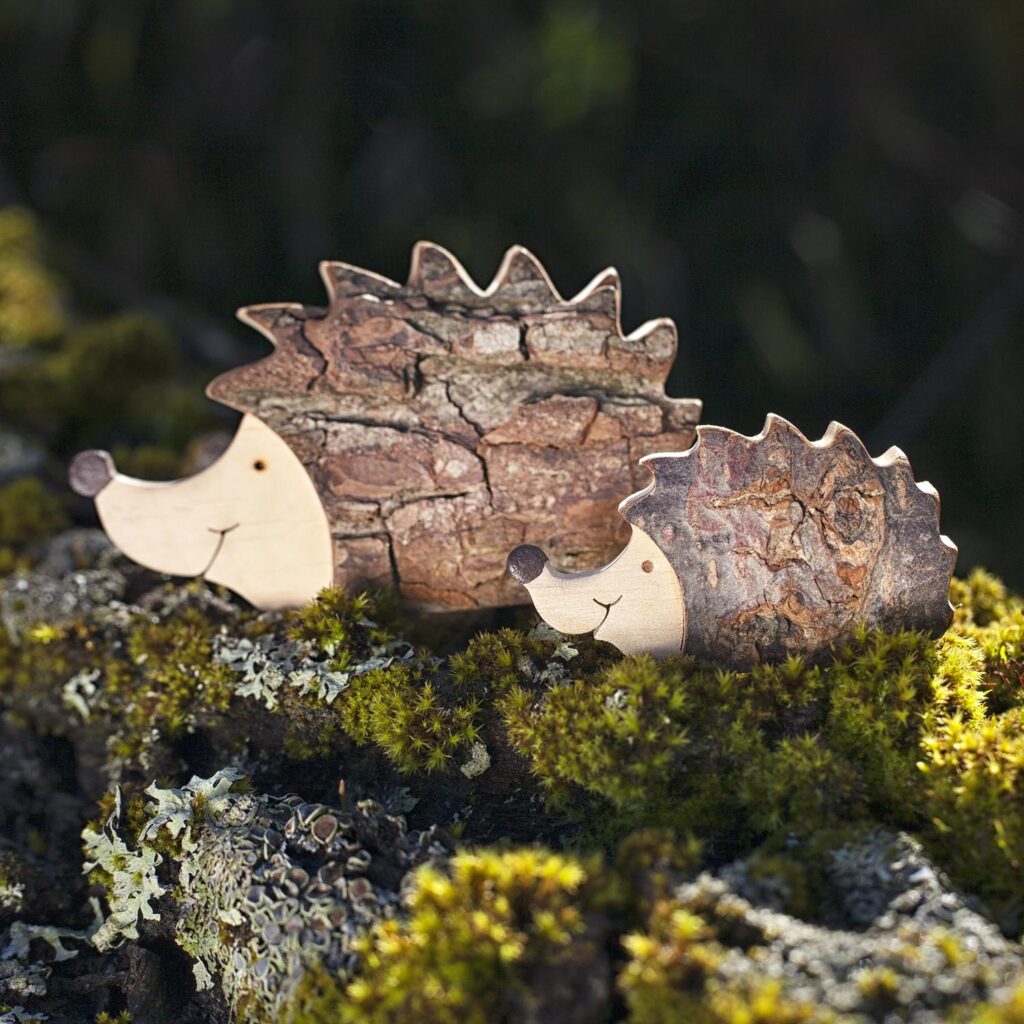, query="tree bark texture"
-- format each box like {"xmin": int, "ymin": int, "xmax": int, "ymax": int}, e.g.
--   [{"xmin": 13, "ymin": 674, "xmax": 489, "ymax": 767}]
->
[
  {"xmin": 208, "ymin": 243, "xmax": 702, "ymax": 609},
  {"xmin": 622, "ymin": 415, "xmax": 957, "ymax": 666}
]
